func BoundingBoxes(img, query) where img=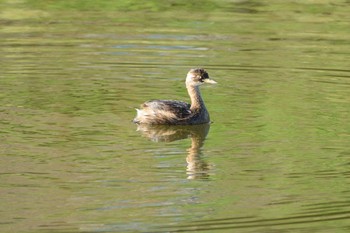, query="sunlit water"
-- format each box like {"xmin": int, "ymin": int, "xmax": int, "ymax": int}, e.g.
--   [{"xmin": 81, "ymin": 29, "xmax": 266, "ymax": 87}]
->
[{"xmin": 1, "ymin": 1, "xmax": 350, "ymax": 232}]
